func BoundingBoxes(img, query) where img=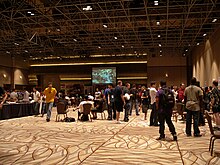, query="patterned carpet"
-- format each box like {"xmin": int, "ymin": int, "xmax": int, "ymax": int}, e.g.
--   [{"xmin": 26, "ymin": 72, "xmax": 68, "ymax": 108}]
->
[{"xmin": 0, "ymin": 108, "xmax": 219, "ymax": 165}]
